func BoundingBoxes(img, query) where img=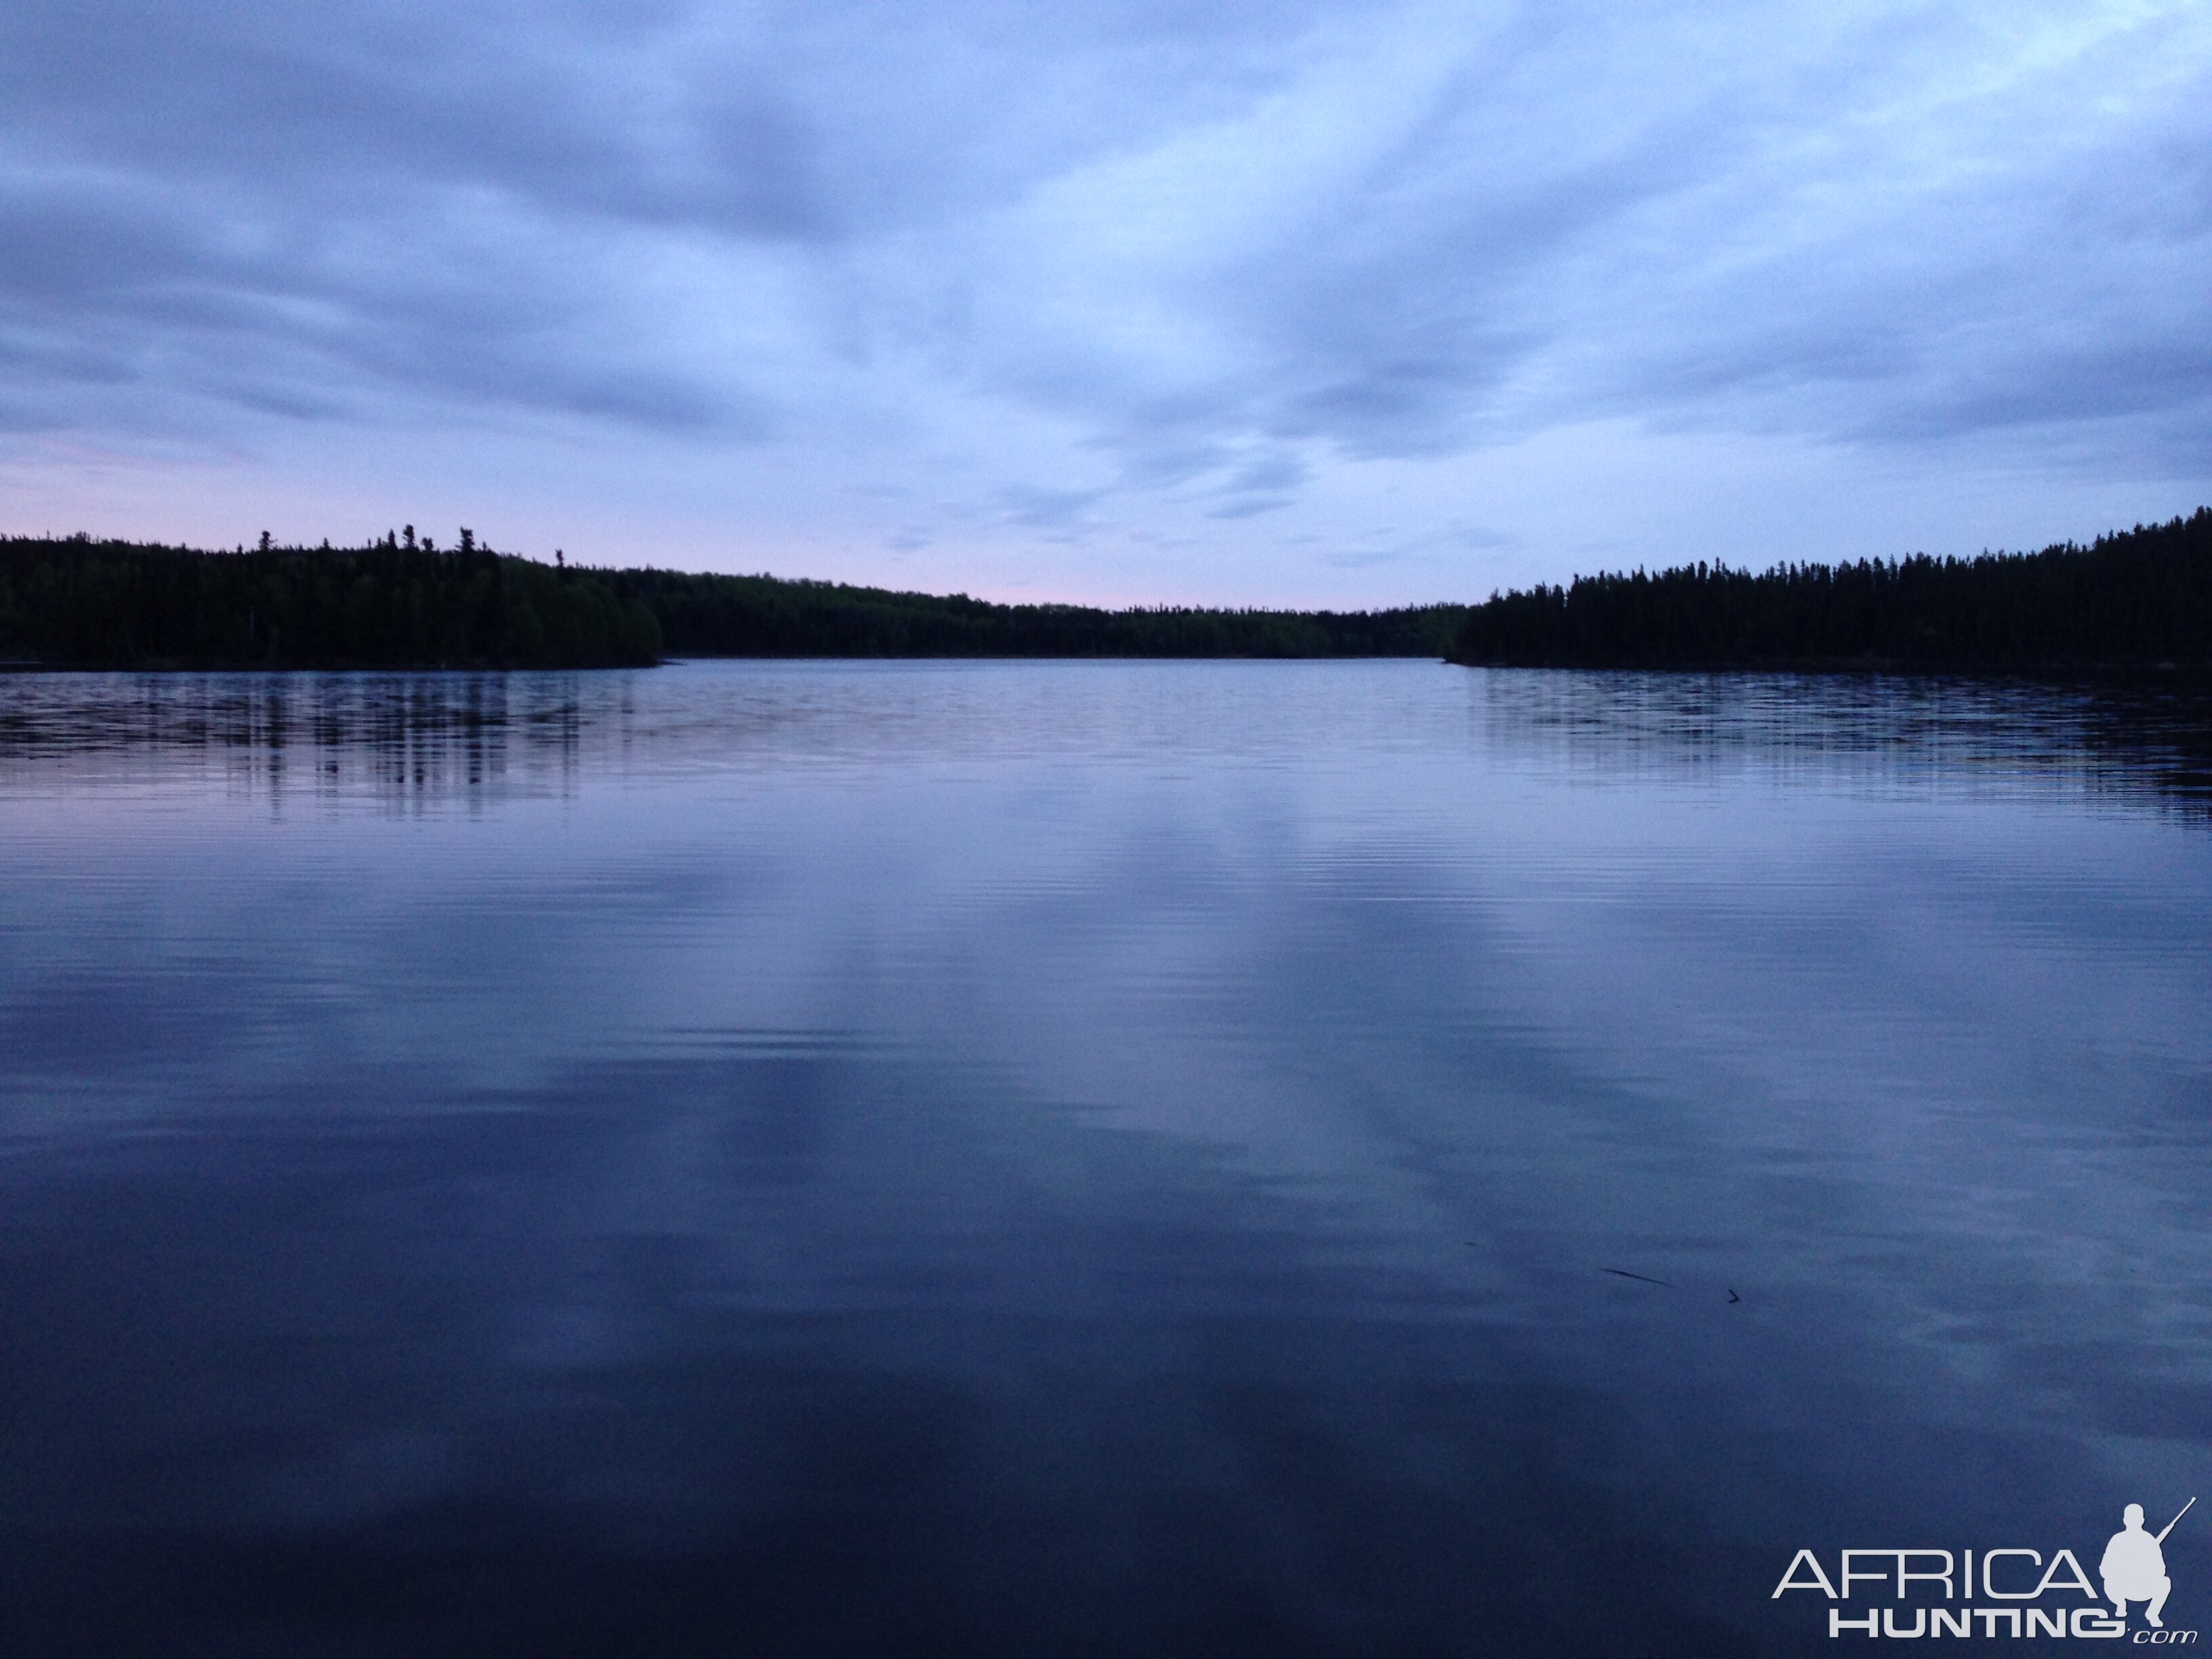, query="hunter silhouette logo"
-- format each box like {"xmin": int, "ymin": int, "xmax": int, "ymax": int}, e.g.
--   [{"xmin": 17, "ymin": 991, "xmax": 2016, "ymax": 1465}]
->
[
  {"xmin": 1774, "ymin": 1496, "xmax": 2196, "ymax": 1640},
  {"xmin": 2106, "ymin": 1498, "xmax": 2192, "ymax": 1630}
]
